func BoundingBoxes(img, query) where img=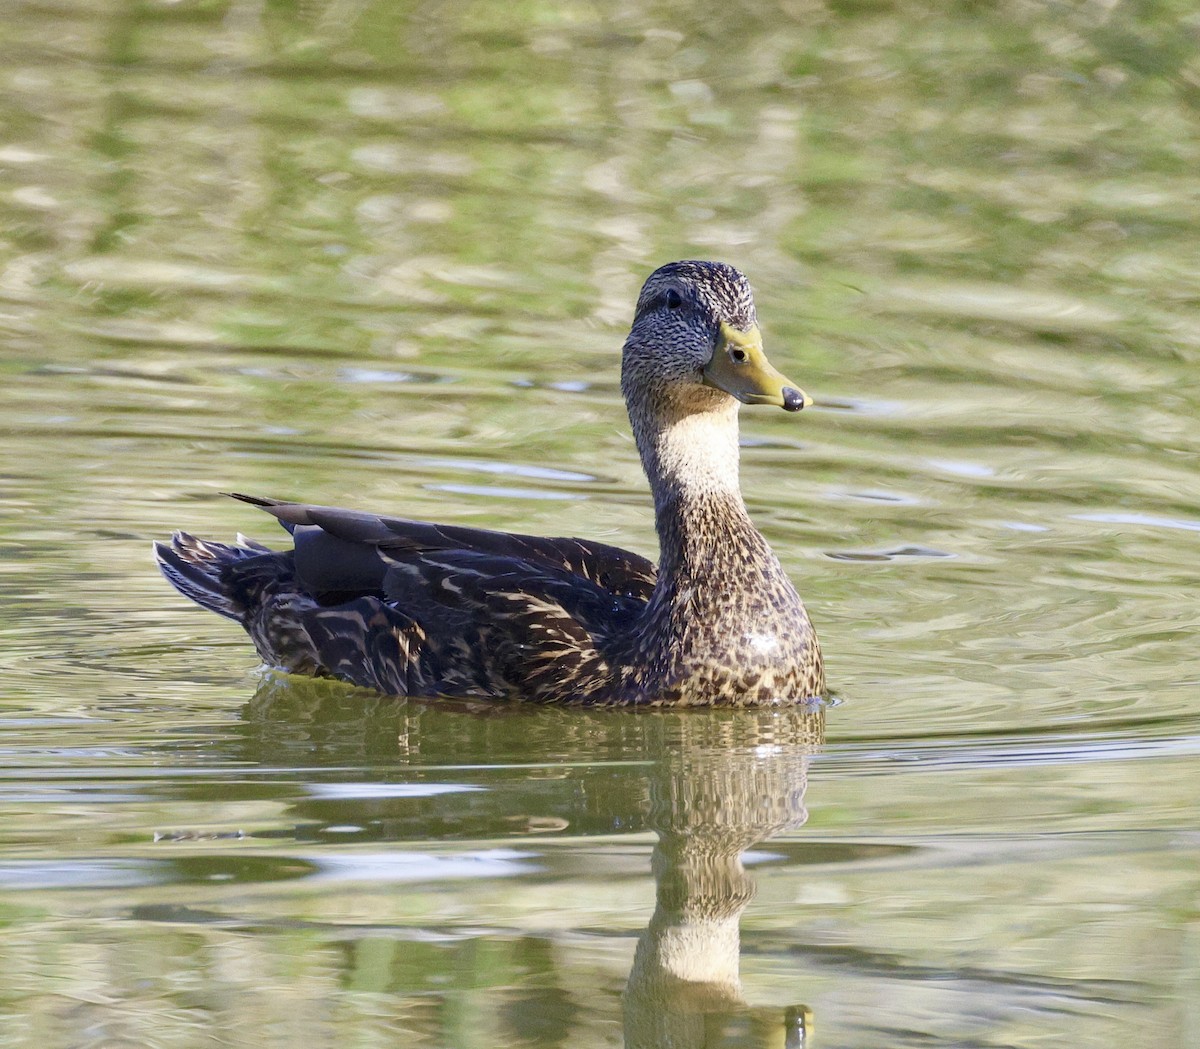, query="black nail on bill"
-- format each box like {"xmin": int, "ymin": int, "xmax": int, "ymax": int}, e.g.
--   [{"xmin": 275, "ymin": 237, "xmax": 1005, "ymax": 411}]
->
[{"xmin": 782, "ymin": 387, "xmax": 806, "ymax": 412}]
